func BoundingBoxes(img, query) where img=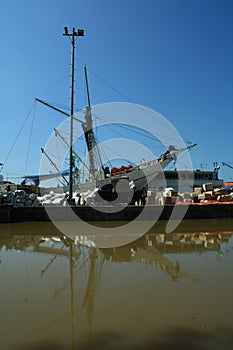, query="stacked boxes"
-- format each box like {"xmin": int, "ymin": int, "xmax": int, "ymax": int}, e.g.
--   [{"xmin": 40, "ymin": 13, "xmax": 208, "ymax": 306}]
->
[
  {"xmin": 217, "ymin": 195, "xmax": 231, "ymax": 202},
  {"xmin": 193, "ymin": 183, "xmax": 232, "ymax": 203},
  {"xmin": 156, "ymin": 183, "xmax": 233, "ymax": 205}
]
